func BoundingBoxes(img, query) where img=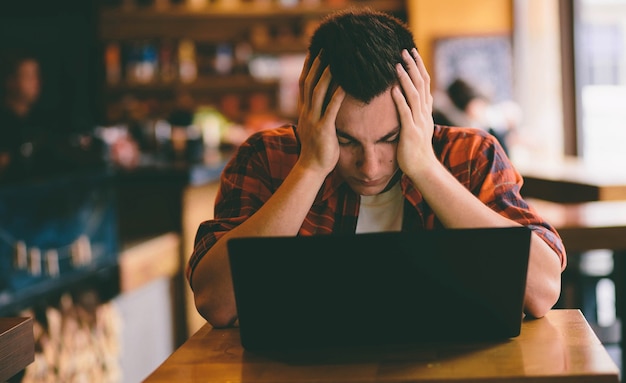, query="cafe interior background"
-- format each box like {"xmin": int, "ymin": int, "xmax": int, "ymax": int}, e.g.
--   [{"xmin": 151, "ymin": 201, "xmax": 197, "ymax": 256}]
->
[{"xmin": 1, "ymin": 0, "xmax": 625, "ymax": 381}]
